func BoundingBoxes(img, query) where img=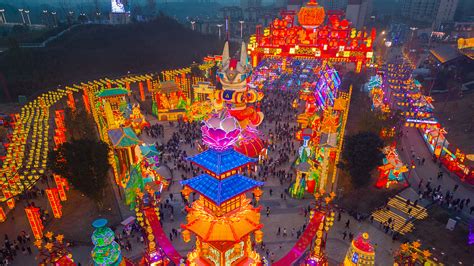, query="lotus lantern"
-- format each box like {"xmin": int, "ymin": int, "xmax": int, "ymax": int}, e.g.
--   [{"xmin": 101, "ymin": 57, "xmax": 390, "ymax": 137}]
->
[{"xmin": 201, "ymin": 115, "xmax": 241, "ymax": 151}]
